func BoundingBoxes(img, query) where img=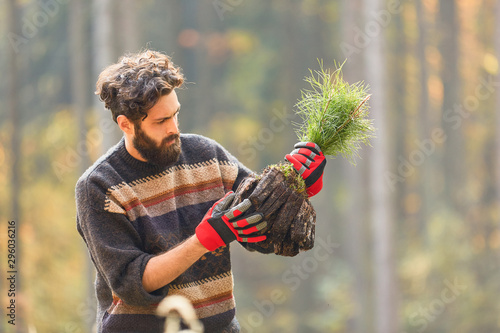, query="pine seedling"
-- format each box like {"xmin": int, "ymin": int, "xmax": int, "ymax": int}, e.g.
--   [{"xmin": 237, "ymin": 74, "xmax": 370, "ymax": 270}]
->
[
  {"xmin": 231, "ymin": 61, "xmax": 375, "ymax": 256},
  {"xmin": 294, "ymin": 60, "xmax": 375, "ymax": 164}
]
